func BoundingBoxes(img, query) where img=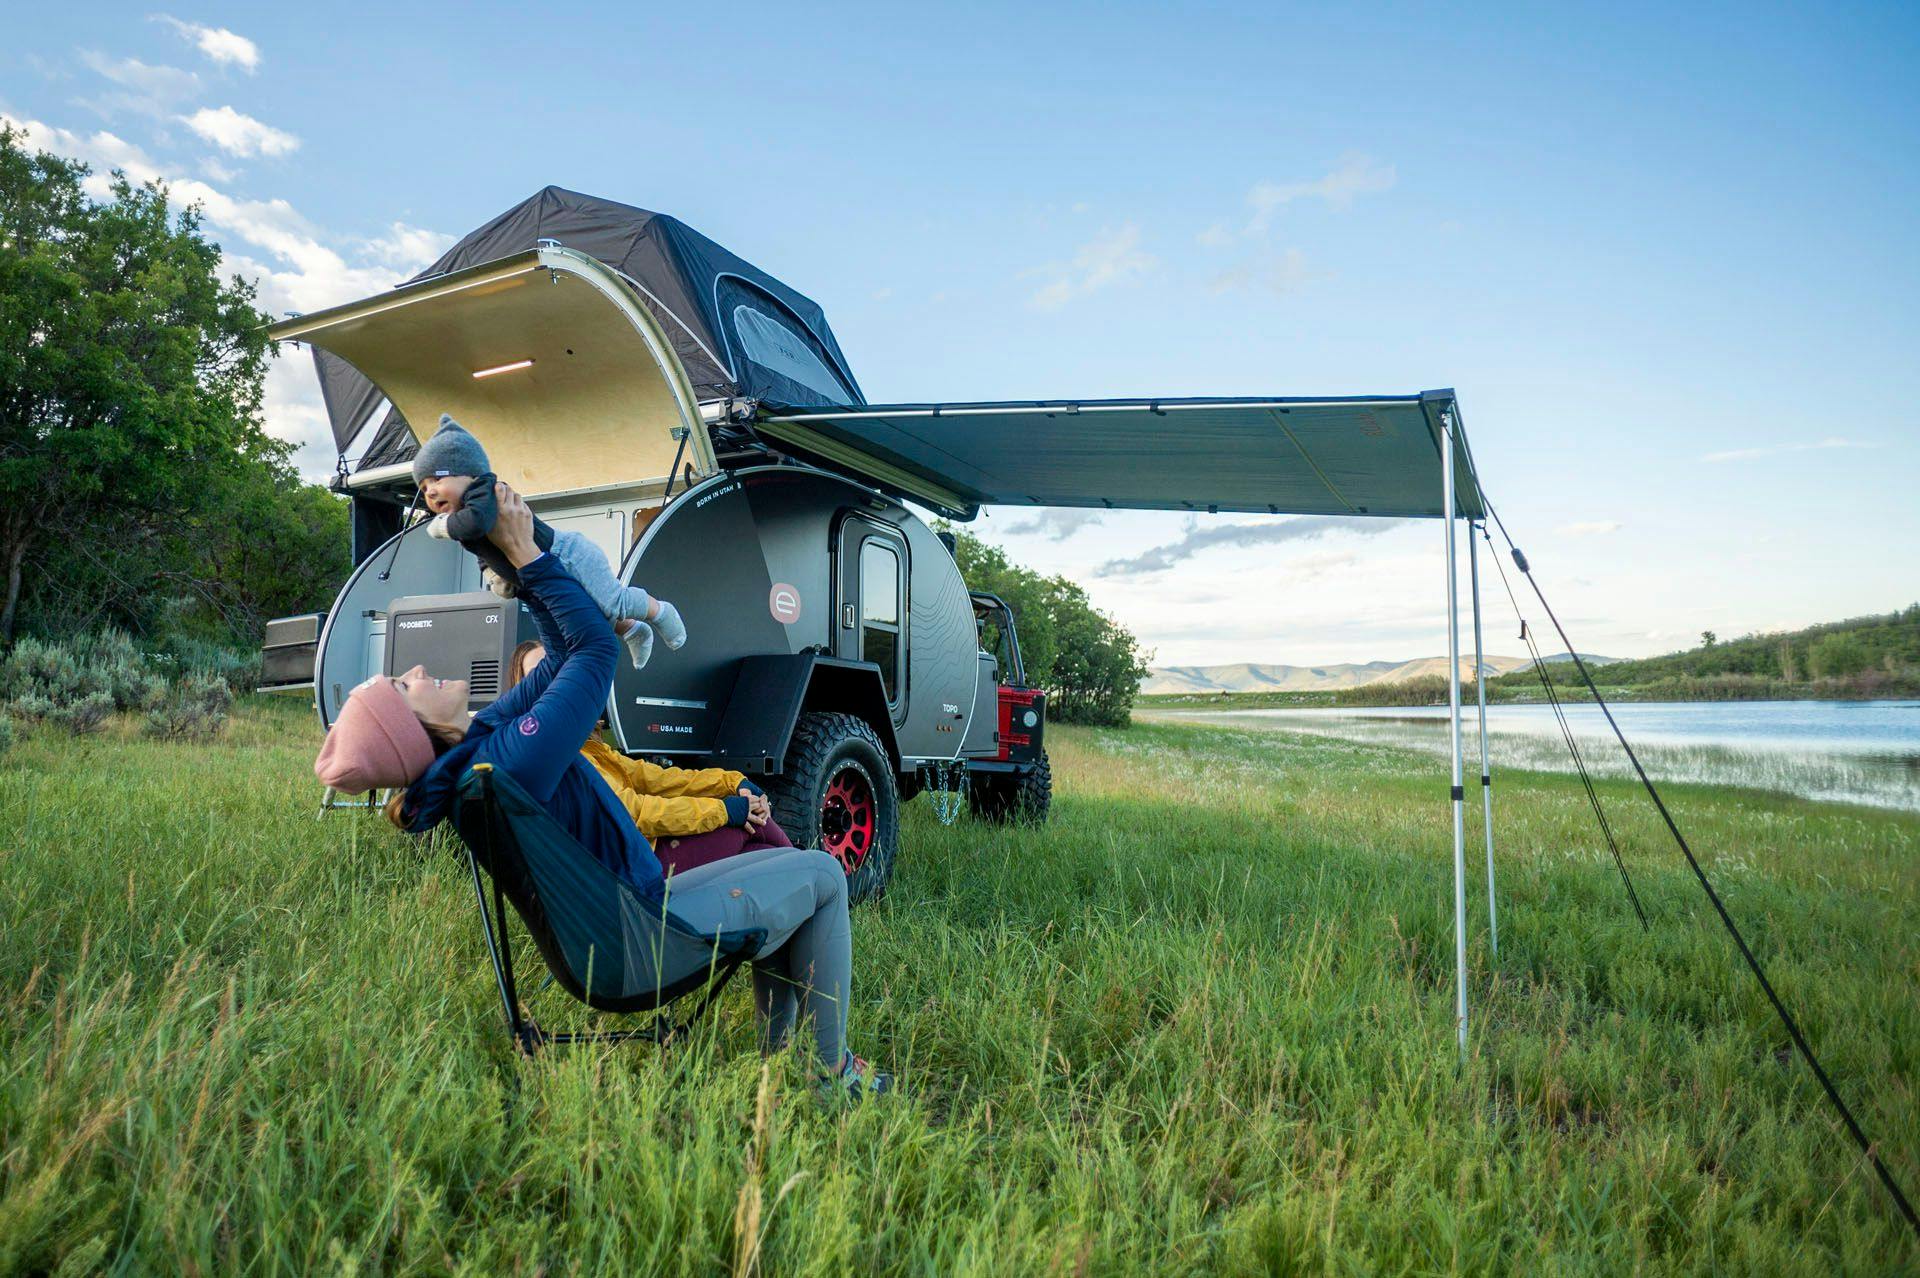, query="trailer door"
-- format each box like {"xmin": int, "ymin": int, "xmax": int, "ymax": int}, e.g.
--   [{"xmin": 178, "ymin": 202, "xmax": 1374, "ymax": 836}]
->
[{"xmin": 836, "ymin": 517, "xmax": 908, "ymax": 724}]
